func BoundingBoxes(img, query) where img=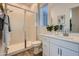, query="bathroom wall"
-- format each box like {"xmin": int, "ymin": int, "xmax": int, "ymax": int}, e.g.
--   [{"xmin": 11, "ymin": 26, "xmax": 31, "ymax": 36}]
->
[
  {"xmin": 25, "ymin": 11, "xmax": 36, "ymax": 41},
  {"xmin": 72, "ymin": 7, "xmax": 79, "ymax": 32},
  {"xmin": 30, "ymin": 4, "xmax": 38, "ymax": 13},
  {"xmin": 8, "ymin": 3, "xmax": 31, "ymax": 11},
  {"xmin": 25, "ymin": 4, "xmax": 37, "ymax": 41}
]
